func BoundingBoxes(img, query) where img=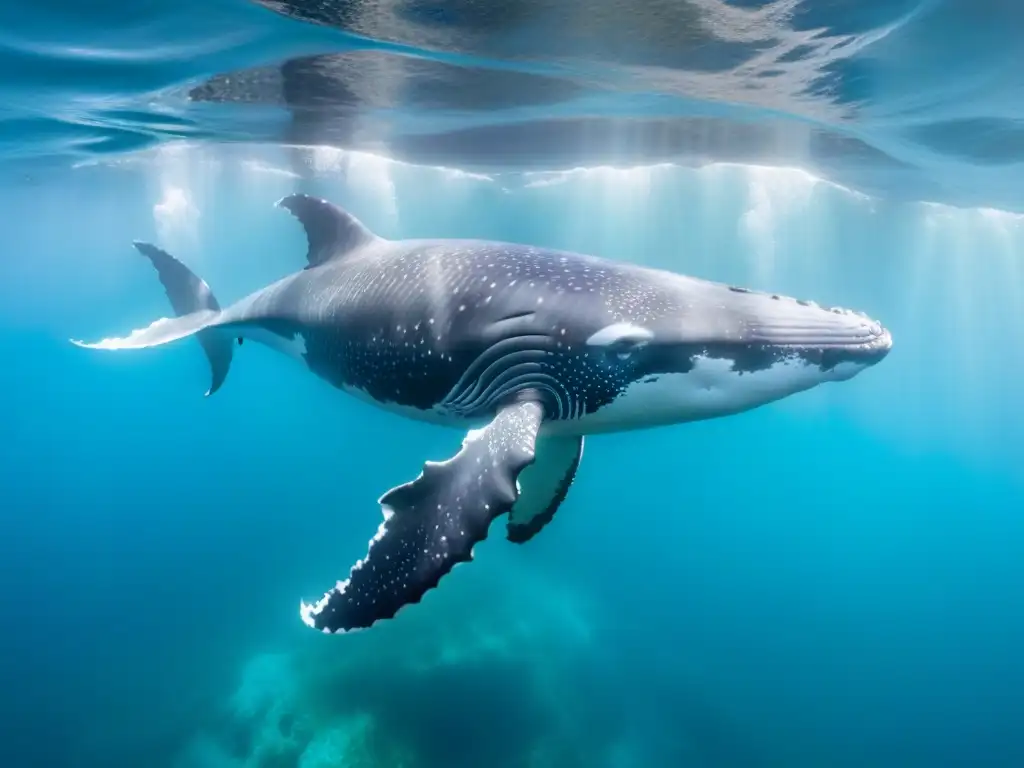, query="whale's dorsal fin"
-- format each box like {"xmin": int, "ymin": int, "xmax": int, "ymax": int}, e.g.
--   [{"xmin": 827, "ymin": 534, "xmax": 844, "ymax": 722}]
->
[{"xmin": 276, "ymin": 194, "xmax": 379, "ymax": 268}]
